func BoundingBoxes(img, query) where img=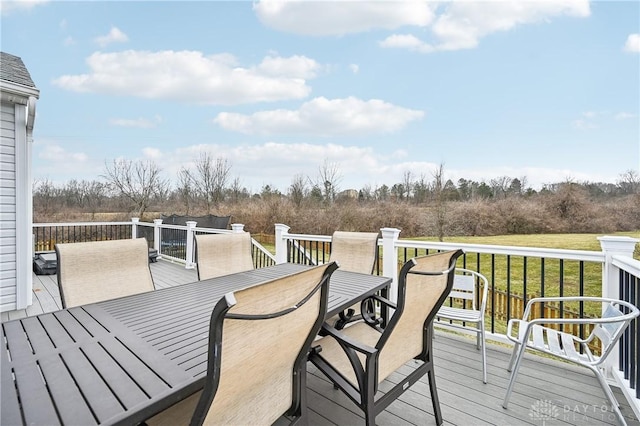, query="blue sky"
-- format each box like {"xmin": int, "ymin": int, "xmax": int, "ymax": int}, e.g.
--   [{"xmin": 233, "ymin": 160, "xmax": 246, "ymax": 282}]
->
[{"xmin": 2, "ymin": 0, "xmax": 639, "ymax": 193}]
